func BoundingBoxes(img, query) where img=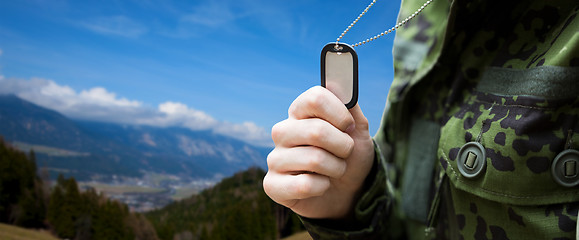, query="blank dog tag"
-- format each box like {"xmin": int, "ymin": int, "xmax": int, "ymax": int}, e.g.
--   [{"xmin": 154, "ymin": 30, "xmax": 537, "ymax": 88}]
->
[{"xmin": 321, "ymin": 42, "xmax": 358, "ymax": 109}]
